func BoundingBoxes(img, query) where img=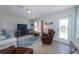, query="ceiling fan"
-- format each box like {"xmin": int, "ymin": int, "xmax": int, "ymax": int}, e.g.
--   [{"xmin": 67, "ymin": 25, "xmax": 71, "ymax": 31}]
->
[{"xmin": 17, "ymin": 5, "xmax": 32, "ymax": 16}]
